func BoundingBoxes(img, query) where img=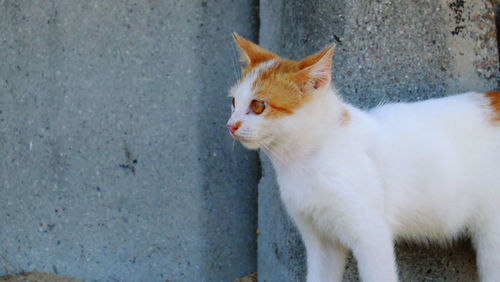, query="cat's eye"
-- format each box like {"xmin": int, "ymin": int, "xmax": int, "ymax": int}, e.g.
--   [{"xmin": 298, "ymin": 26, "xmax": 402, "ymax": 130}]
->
[
  {"xmin": 251, "ymin": 100, "xmax": 266, "ymax": 115},
  {"xmin": 232, "ymin": 97, "xmax": 235, "ymax": 108}
]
